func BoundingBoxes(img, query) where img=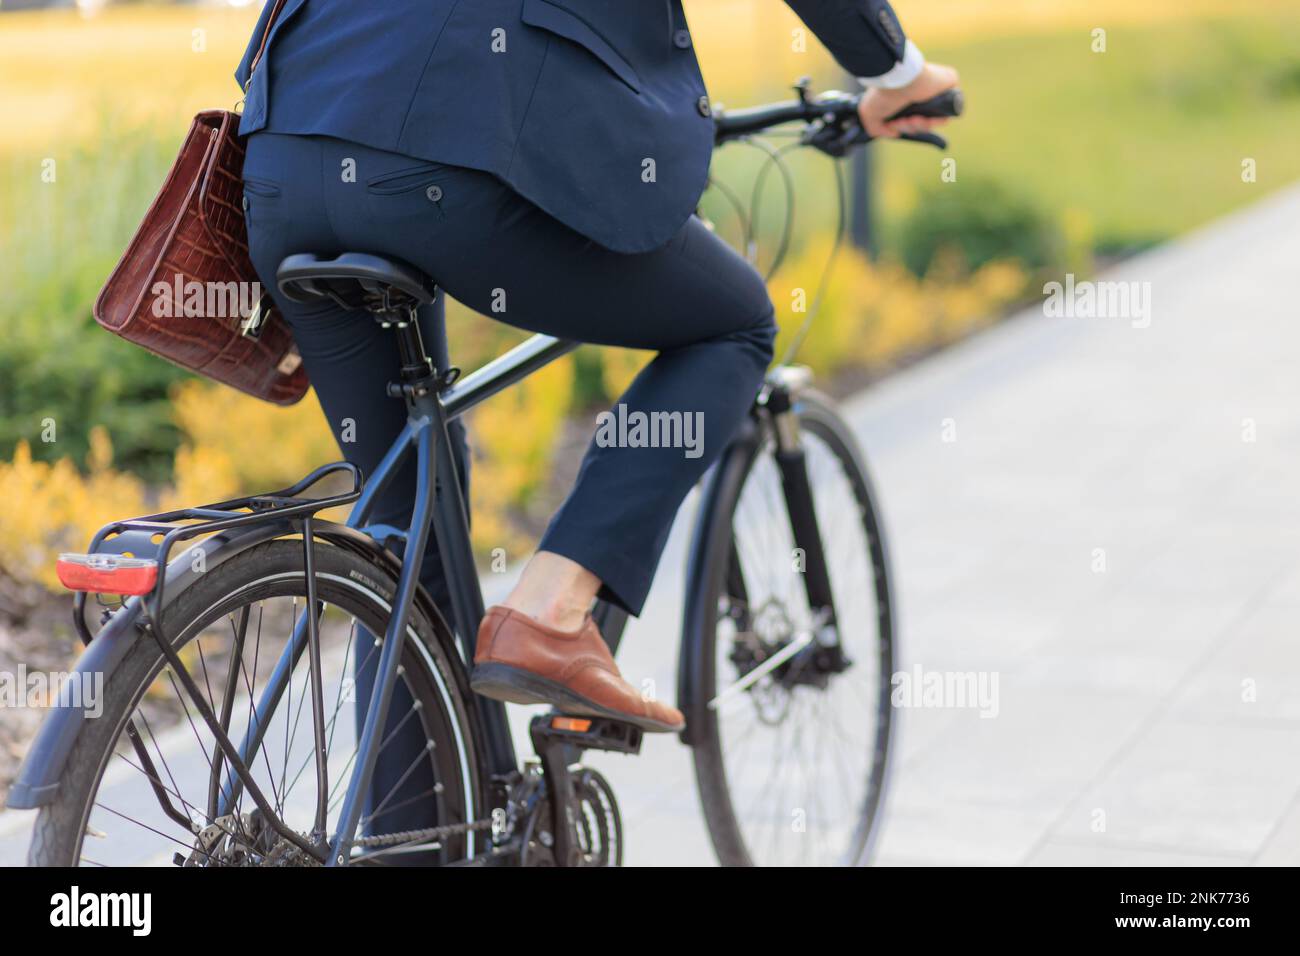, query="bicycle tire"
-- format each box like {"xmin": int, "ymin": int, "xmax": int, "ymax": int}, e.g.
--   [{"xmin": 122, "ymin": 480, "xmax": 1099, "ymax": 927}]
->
[{"xmin": 685, "ymin": 389, "xmax": 896, "ymax": 866}]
